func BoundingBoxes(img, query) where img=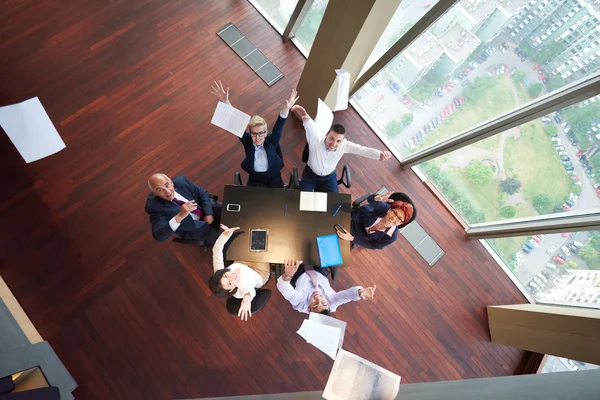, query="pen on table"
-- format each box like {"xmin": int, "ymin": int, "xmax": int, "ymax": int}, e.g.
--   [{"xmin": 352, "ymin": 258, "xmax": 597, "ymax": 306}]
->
[
  {"xmin": 284, "ymin": 204, "xmax": 288, "ymax": 216},
  {"xmin": 333, "ymin": 205, "xmax": 342, "ymax": 216}
]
